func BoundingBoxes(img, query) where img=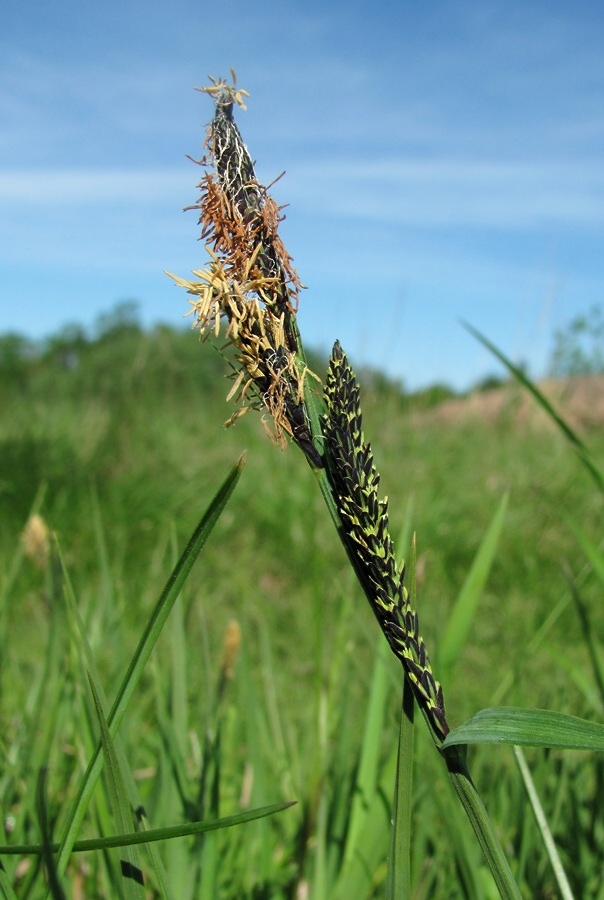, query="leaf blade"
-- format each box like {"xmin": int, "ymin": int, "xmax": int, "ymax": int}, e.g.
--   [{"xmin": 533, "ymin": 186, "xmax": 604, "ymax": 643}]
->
[{"xmin": 443, "ymin": 707, "xmax": 604, "ymax": 750}]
